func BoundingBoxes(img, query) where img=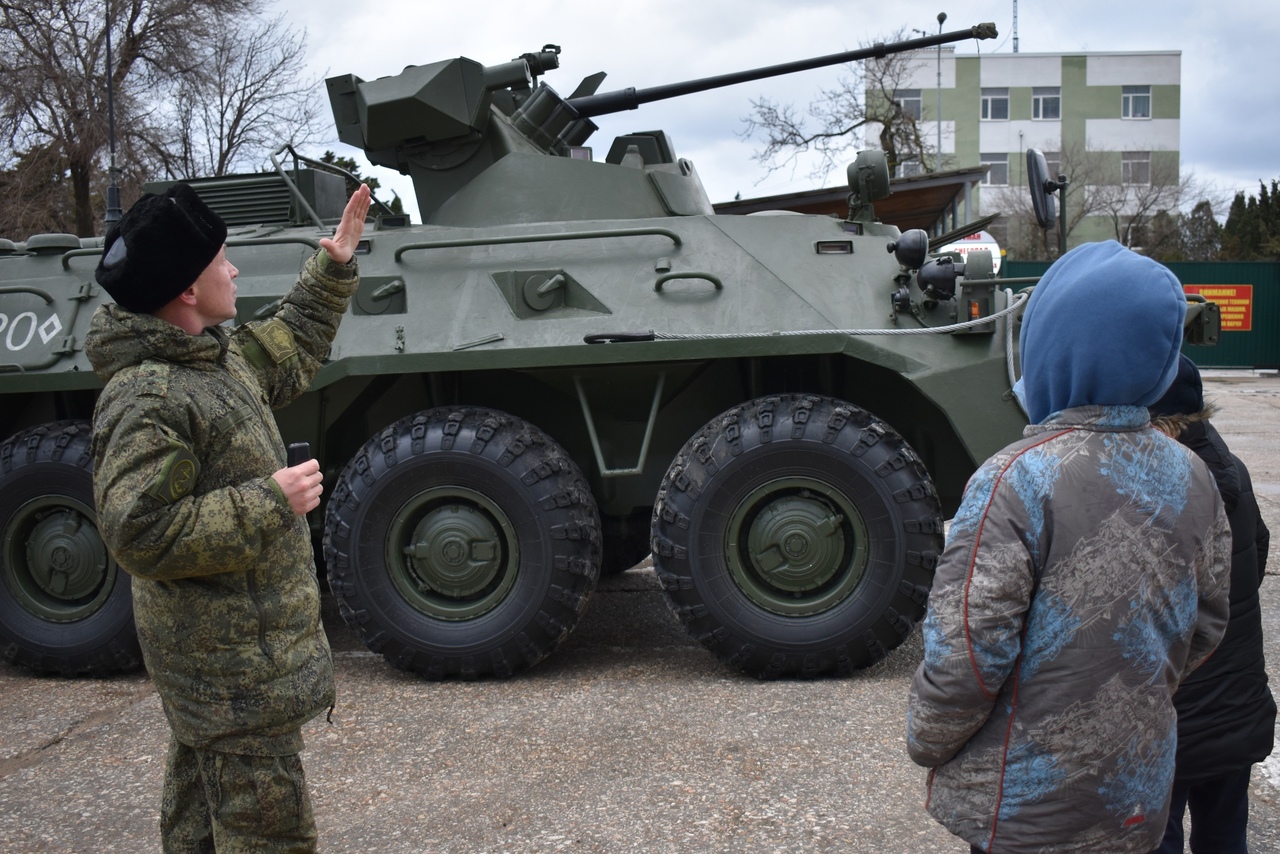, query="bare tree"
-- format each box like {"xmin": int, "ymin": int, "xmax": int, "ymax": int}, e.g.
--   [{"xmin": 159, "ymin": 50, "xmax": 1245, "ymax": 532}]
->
[
  {"xmin": 0, "ymin": 144, "xmax": 76, "ymax": 237},
  {"xmin": 1091, "ymin": 158, "xmax": 1225, "ymax": 254},
  {"xmin": 991, "ymin": 143, "xmax": 1228, "ymax": 262},
  {"xmin": 741, "ymin": 30, "xmax": 934, "ymax": 184},
  {"xmin": 0, "ymin": 0, "xmax": 263, "ymax": 237},
  {"xmin": 143, "ymin": 13, "xmax": 323, "ymax": 180},
  {"xmin": 988, "ymin": 141, "xmax": 1114, "ymax": 260}
]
